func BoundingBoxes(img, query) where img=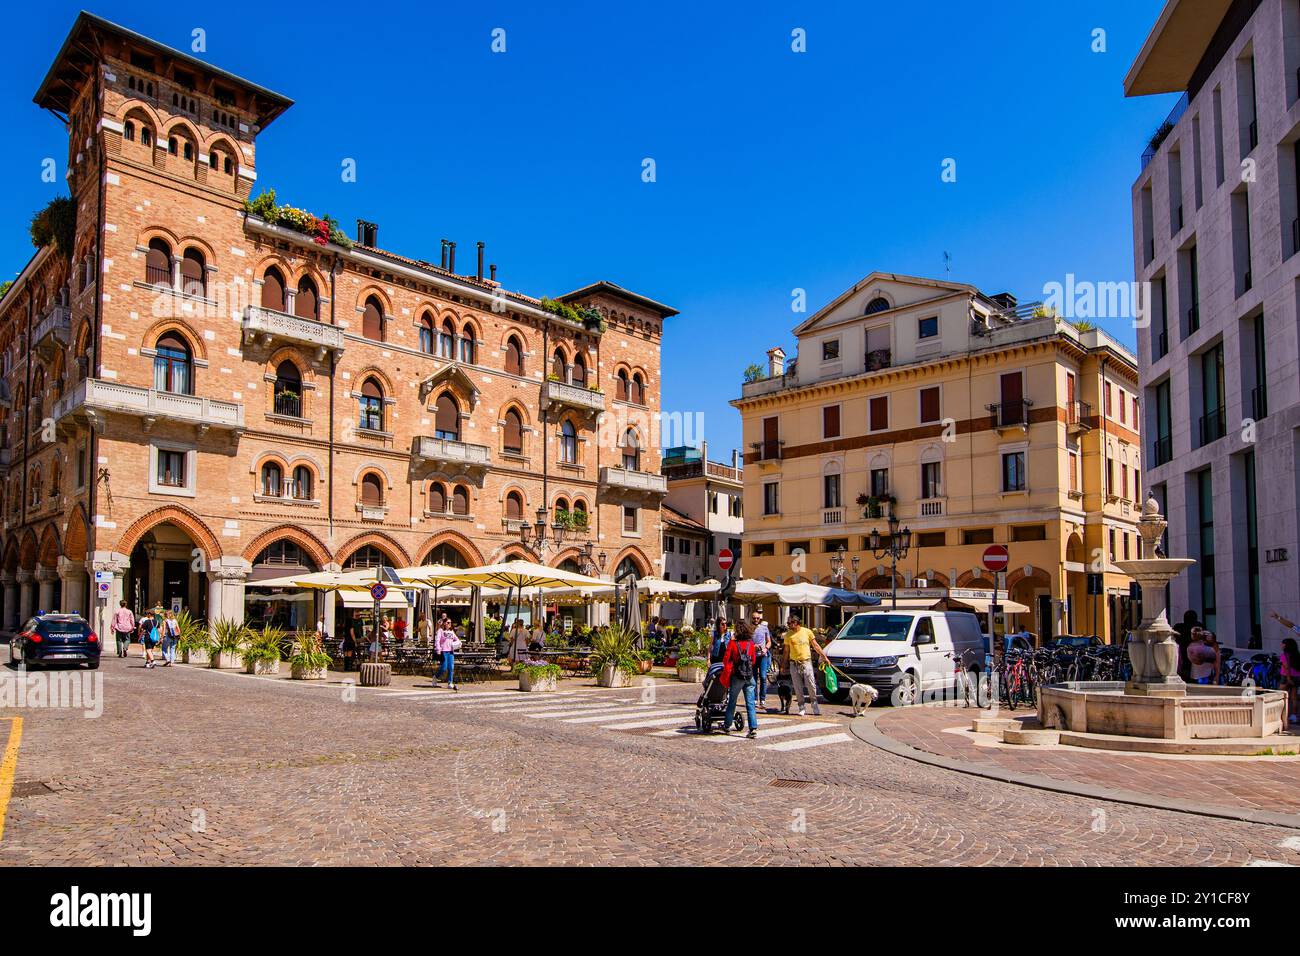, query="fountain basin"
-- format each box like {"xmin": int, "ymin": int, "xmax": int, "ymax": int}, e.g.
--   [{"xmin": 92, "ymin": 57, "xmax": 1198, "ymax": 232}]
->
[{"xmin": 1038, "ymin": 681, "xmax": 1287, "ymax": 741}]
